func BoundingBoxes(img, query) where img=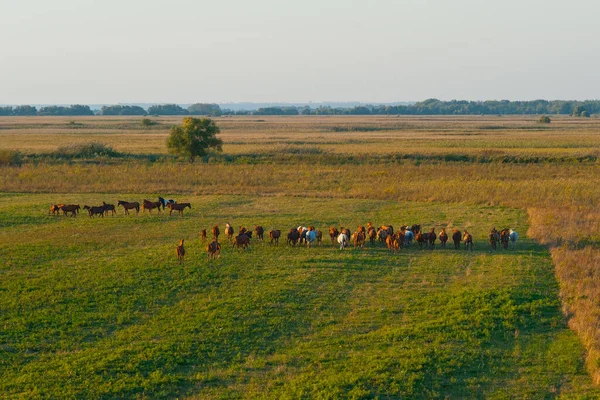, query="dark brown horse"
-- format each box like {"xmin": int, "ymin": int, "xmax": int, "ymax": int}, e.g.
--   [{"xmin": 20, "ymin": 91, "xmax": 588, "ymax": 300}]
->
[
  {"xmin": 117, "ymin": 200, "xmax": 139, "ymax": 215},
  {"xmin": 269, "ymin": 229, "xmax": 281, "ymax": 246},
  {"xmin": 142, "ymin": 199, "xmax": 161, "ymax": 214},
  {"xmin": 212, "ymin": 225, "xmax": 220, "ymax": 241},
  {"xmin": 452, "ymin": 229, "xmax": 462, "ymax": 250},
  {"xmin": 500, "ymin": 228, "xmax": 510, "ymax": 250},
  {"xmin": 200, "ymin": 229, "xmax": 207, "ymax": 242},
  {"xmin": 207, "ymin": 240, "xmax": 221, "ymax": 259},
  {"xmin": 83, "ymin": 205, "xmax": 105, "ymax": 218},
  {"xmin": 60, "ymin": 204, "xmax": 80, "ymax": 217},
  {"xmin": 254, "ymin": 225, "xmax": 264, "ymax": 240}
]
